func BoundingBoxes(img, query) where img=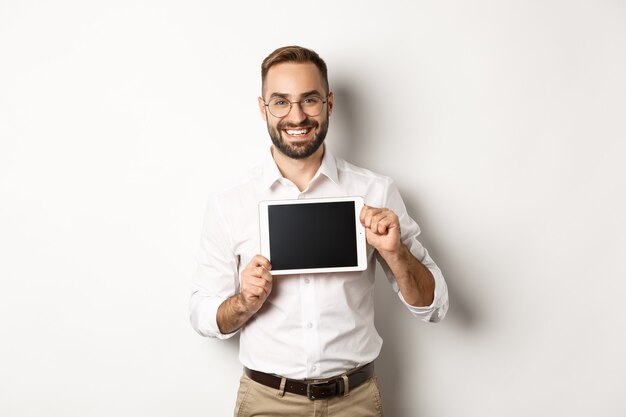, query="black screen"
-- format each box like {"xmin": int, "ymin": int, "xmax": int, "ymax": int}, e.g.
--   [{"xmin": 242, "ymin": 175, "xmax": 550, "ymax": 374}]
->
[{"xmin": 268, "ymin": 201, "xmax": 358, "ymax": 270}]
